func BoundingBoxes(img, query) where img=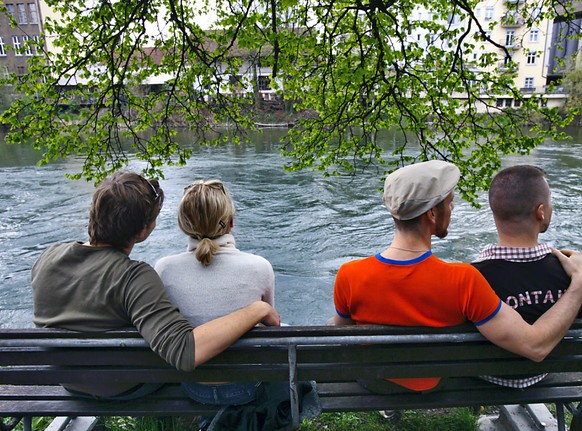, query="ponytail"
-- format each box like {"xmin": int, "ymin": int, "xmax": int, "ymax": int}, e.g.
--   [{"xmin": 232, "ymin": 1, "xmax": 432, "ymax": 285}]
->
[{"xmin": 195, "ymin": 238, "xmax": 221, "ymax": 266}]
